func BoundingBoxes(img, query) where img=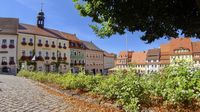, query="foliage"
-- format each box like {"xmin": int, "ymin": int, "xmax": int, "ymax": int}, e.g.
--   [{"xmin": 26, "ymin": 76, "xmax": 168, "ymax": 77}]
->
[
  {"xmin": 73, "ymin": 0, "xmax": 200, "ymax": 43},
  {"xmin": 18, "ymin": 60, "xmax": 200, "ymax": 111}
]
